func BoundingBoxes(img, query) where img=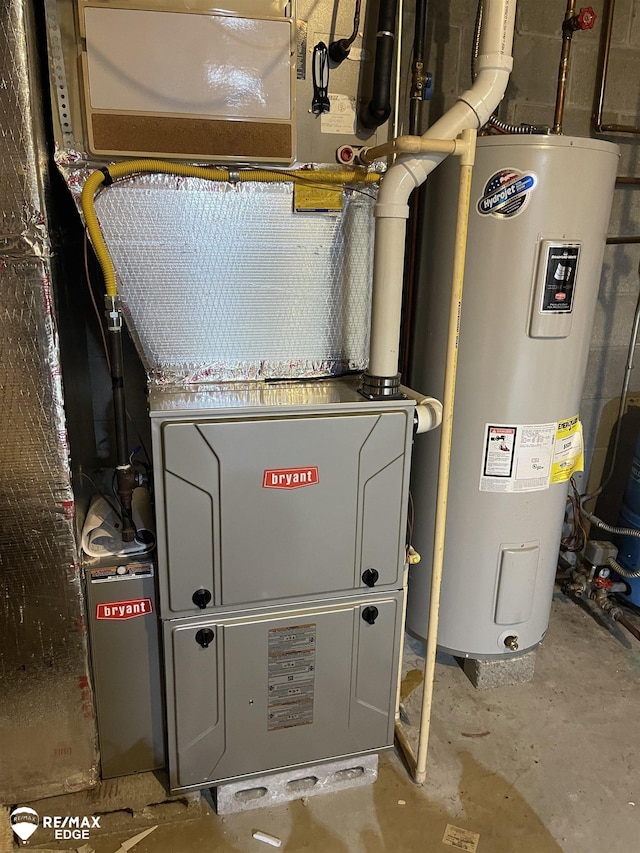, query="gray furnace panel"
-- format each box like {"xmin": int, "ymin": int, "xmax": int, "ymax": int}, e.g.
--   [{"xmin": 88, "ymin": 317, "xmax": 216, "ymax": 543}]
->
[
  {"xmin": 156, "ymin": 405, "xmax": 412, "ymax": 616},
  {"xmin": 164, "ymin": 592, "xmax": 403, "ymax": 791},
  {"xmin": 85, "ymin": 560, "xmax": 165, "ymax": 778}
]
